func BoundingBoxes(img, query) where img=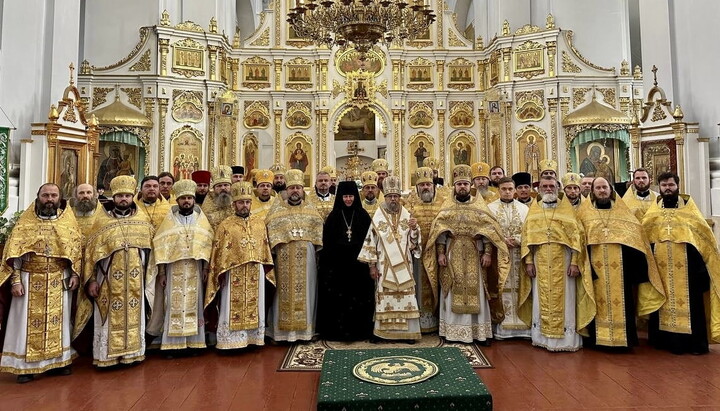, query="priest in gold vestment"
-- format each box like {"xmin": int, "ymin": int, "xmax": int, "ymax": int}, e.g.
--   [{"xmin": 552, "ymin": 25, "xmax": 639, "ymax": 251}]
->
[
  {"xmin": 487, "ymin": 177, "xmax": 531, "ymax": 339},
  {"xmin": 72, "ymin": 183, "xmax": 102, "ymax": 240},
  {"xmin": 0, "ymin": 184, "xmax": 82, "ymax": 383},
  {"xmin": 74, "ymin": 176, "xmax": 155, "ymax": 367},
  {"xmin": 358, "ymin": 176, "xmax": 423, "ymax": 341},
  {"xmin": 471, "ymin": 162, "xmax": 499, "ymax": 203},
  {"xmin": 306, "ymin": 170, "xmax": 335, "ymax": 221},
  {"xmin": 250, "ymin": 169, "xmax": 277, "ymax": 219},
  {"xmin": 520, "ymin": 175, "xmax": 594, "ymax": 352},
  {"xmin": 265, "ymin": 169, "xmax": 323, "ymax": 341},
  {"xmin": 622, "ymin": 168, "xmax": 659, "ymax": 220},
  {"xmin": 576, "ymin": 177, "xmax": 665, "ymax": 349},
  {"xmin": 404, "ymin": 167, "xmax": 445, "ymax": 333},
  {"xmin": 206, "ymin": 182, "xmax": 274, "ymax": 349},
  {"xmin": 201, "ymin": 165, "xmax": 235, "ymax": 230},
  {"xmin": 424, "ymin": 165, "xmax": 510, "ymax": 343},
  {"xmin": 135, "ymin": 176, "xmax": 171, "ymax": 230},
  {"xmin": 643, "ymin": 172, "xmax": 720, "ymax": 354},
  {"xmin": 150, "ymin": 180, "xmax": 214, "ymax": 351}
]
